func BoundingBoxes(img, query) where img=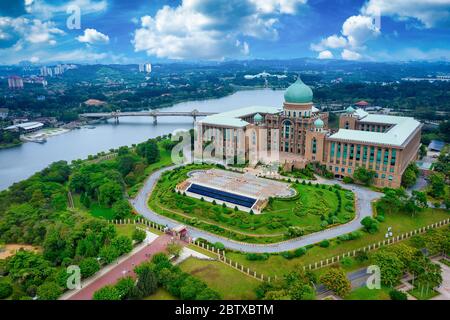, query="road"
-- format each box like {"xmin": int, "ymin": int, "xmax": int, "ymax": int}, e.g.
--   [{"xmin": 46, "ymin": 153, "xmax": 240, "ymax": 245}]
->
[{"xmin": 130, "ymin": 165, "xmax": 382, "ymax": 253}]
